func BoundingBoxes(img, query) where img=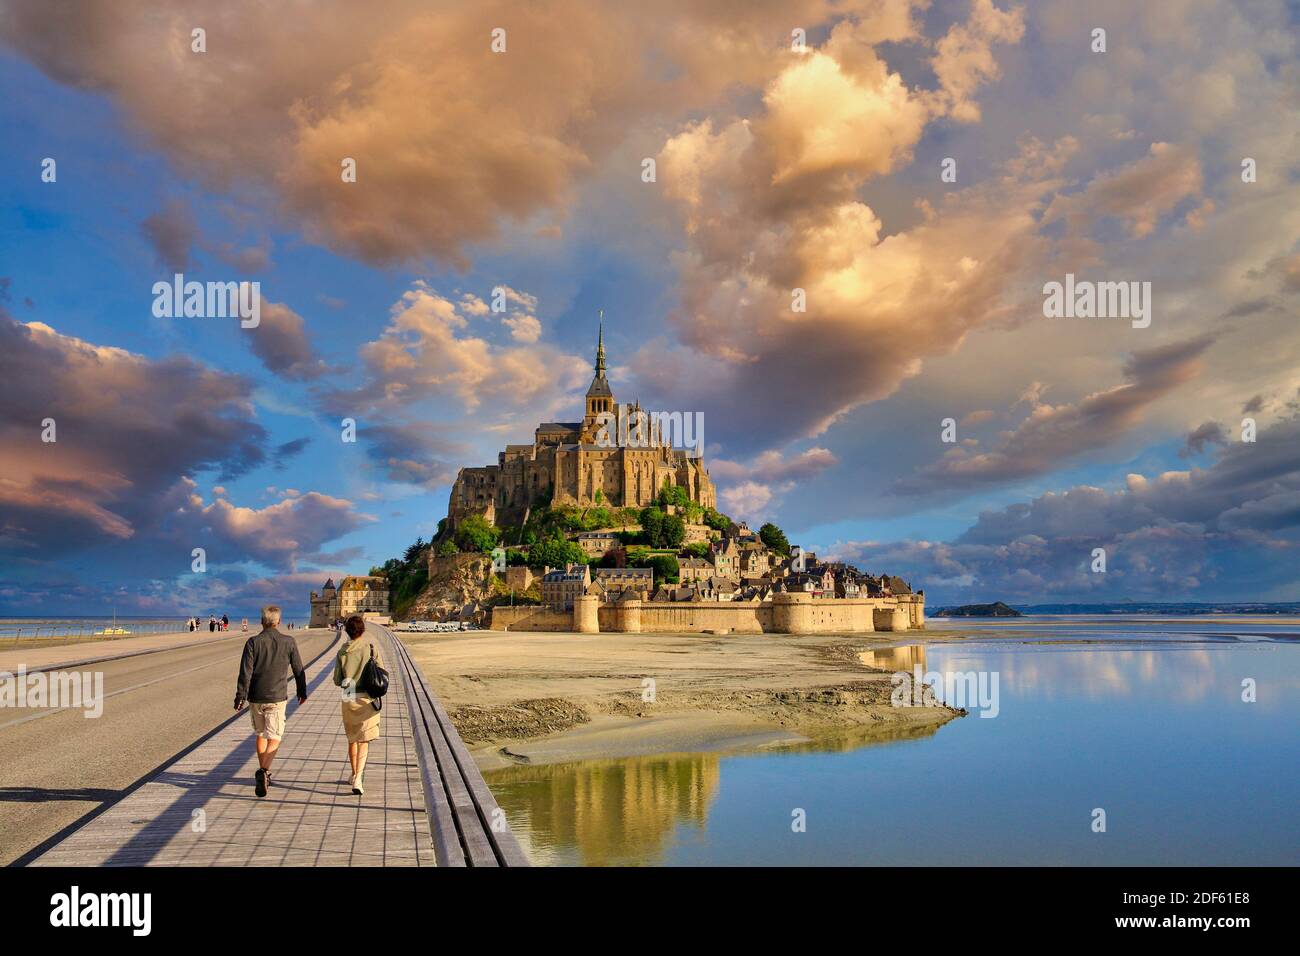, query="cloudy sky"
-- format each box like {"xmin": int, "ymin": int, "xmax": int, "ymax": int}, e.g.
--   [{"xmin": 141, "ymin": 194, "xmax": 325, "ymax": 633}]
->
[{"xmin": 1, "ymin": 0, "xmax": 1298, "ymax": 615}]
